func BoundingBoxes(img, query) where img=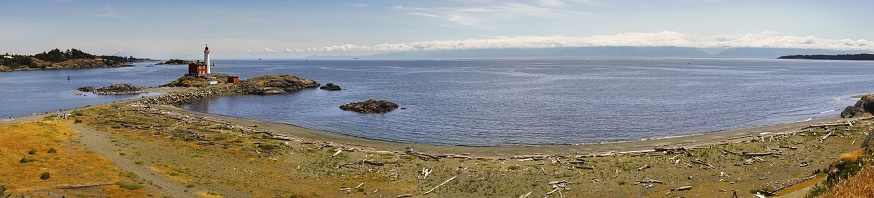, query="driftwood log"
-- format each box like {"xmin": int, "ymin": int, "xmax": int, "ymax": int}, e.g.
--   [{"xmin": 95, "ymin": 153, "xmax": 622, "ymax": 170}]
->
[
  {"xmin": 423, "ymin": 175, "xmax": 457, "ymax": 195},
  {"xmin": 671, "ymin": 186, "xmax": 692, "ymax": 191},
  {"xmin": 406, "ymin": 147, "xmax": 441, "ymax": 161}
]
